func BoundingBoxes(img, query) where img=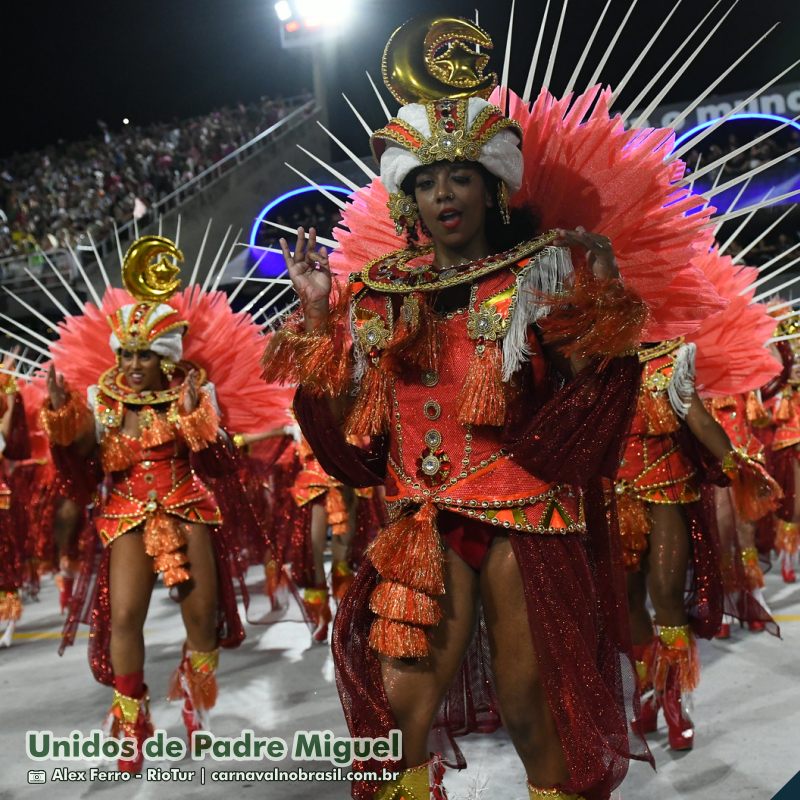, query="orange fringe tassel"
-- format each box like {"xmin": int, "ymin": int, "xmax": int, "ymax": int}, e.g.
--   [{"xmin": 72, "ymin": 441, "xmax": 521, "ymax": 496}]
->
[
  {"xmin": 369, "ymin": 618, "xmax": 429, "ymax": 659},
  {"xmin": 740, "ymin": 548, "xmax": 765, "ymax": 591},
  {"xmin": 775, "ymin": 392, "xmax": 792, "ymax": 422},
  {"xmin": 178, "ymin": 391, "xmax": 219, "ymax": 451},
  {"xmin": 369, "ymin": 580, "xmax": 443, "ymax": 626},
  {"xmin": 140, "ymin": 407, "xmax": 177, "ymax": 448},
  {"xmin": 100, "ymin": 432, "xmax": 138, "ymax": 472},
  {"xmin": 0, "ymin": 591, "xmax": 22, "ymax": 622},
  {"xmin": 726, "ymin": 455, "xmax": 782, "ymax": 522},
  {"xmin": 745, "ymin": 392, "xmax": 769, "ymax": 425},
  {"xmin": 639, "ymin": 391, "xmax": 679, "ymax": 435},
  {"xmin": 143, "ymin": 512, "xmax": 190, "ymax": 586},
  {"xmin": 167, "ymin": 653, "xmax": 218, "ymax": 712},
  {"xmin": 39, "ymin": 391, "xmax": 94, "ymax": 446},
  {"xmin": 367, "ymin": 504, "xmax": 444, "ymax": 595},
  {"xmin": 616, "ymin": 493, "xmax": 652, "ymax": 570},
  {"xmin": 325, "ymin": 487, "xmax": 349, "ymax": 535},
  {"xmin": 537, "ymin": 272, "xmax": 647, "ymax": 363},
  {"xmin": 775, "ymin": 520, "xmax": 800, "ymax": 554},
  {"xmin": 455, "ymin": 342, "xmax": 506, "ymax": 426},
  {"xmin": 653, "ymin": 630, "xmax": 700, "ymax": 694},
  {"xmin": 261, "ymin": 281, "xmax": 352, "ymax": 397},
  {"xmin": 345, "ymin": 362, "xmax": 393, "ymax": 437}
]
